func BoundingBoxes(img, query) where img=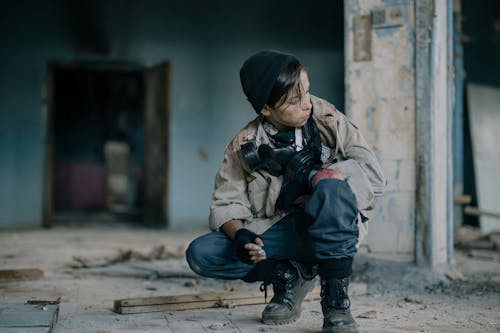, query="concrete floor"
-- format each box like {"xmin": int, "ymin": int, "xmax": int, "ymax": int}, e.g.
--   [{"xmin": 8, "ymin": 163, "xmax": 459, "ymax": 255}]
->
[{"xmin": 0, "ymin": 223, "xmax": 499, "ymax": 333}]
